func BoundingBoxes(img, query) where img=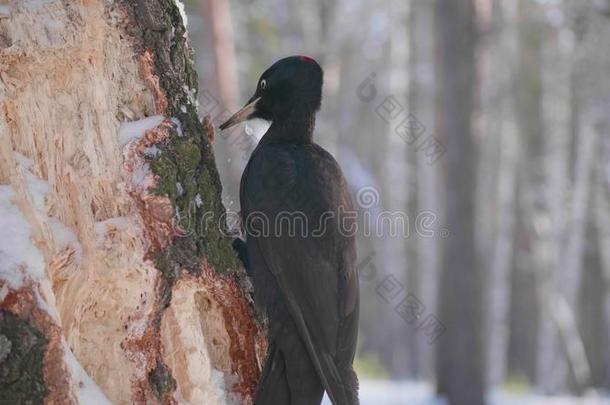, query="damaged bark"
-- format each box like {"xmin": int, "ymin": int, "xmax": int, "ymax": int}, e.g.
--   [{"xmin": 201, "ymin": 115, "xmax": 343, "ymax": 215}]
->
[
  {"xmin": 0, "ymin": 310, "xmax": 48, "ymax": 404},
  {"xmin": 0, "ymin": 1, "xmax": 264, "ymax": 404}
]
